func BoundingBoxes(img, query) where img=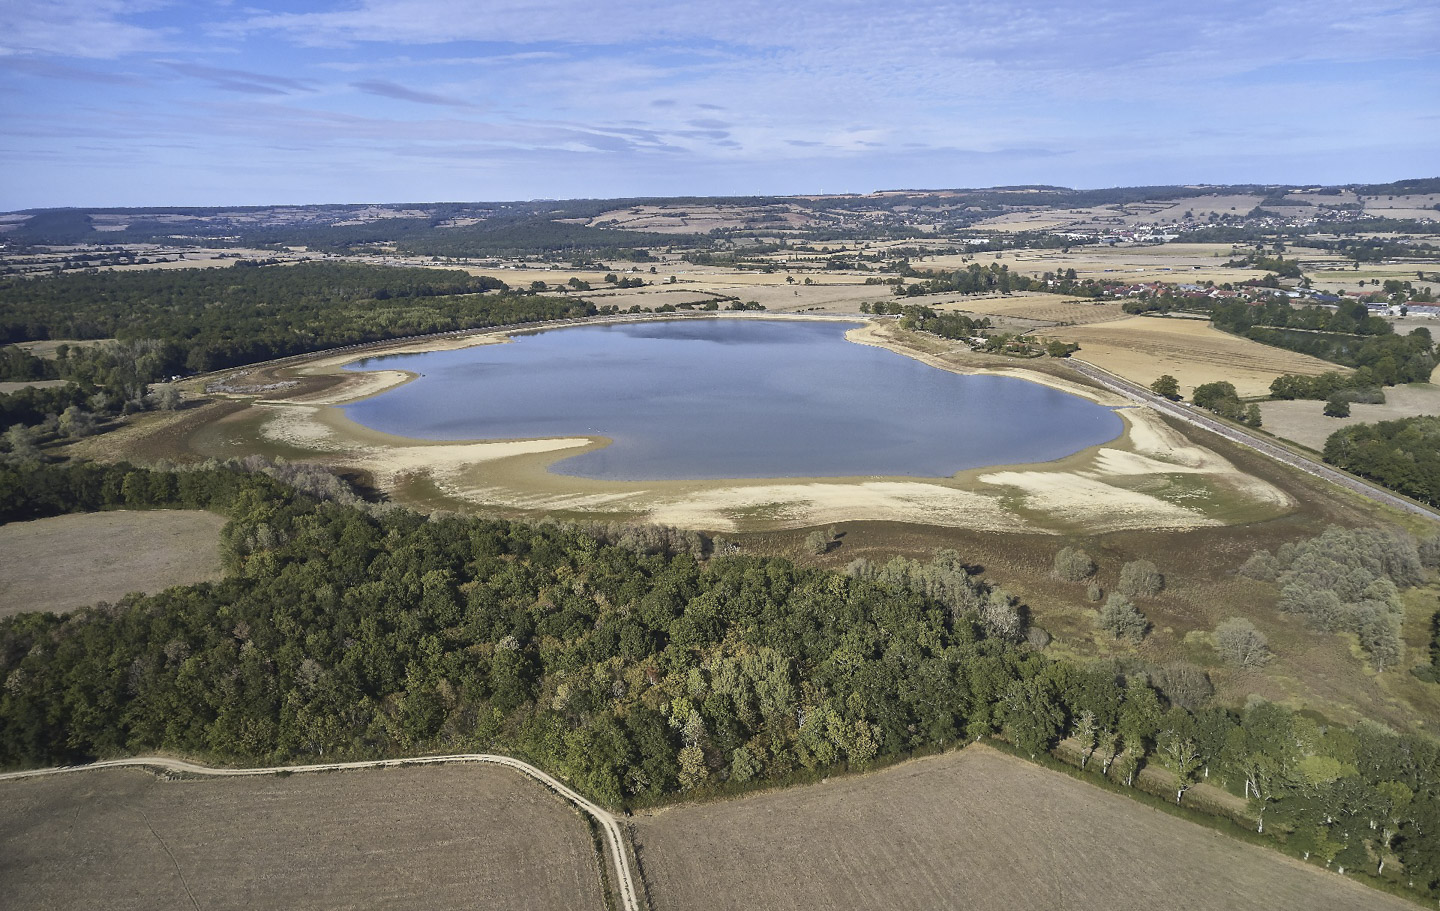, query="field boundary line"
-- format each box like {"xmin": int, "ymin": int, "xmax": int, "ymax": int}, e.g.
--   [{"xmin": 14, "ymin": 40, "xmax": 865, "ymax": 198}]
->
[{"xmin": 0, "ymin": 753, "xmax": 640, "ymax": 911}]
